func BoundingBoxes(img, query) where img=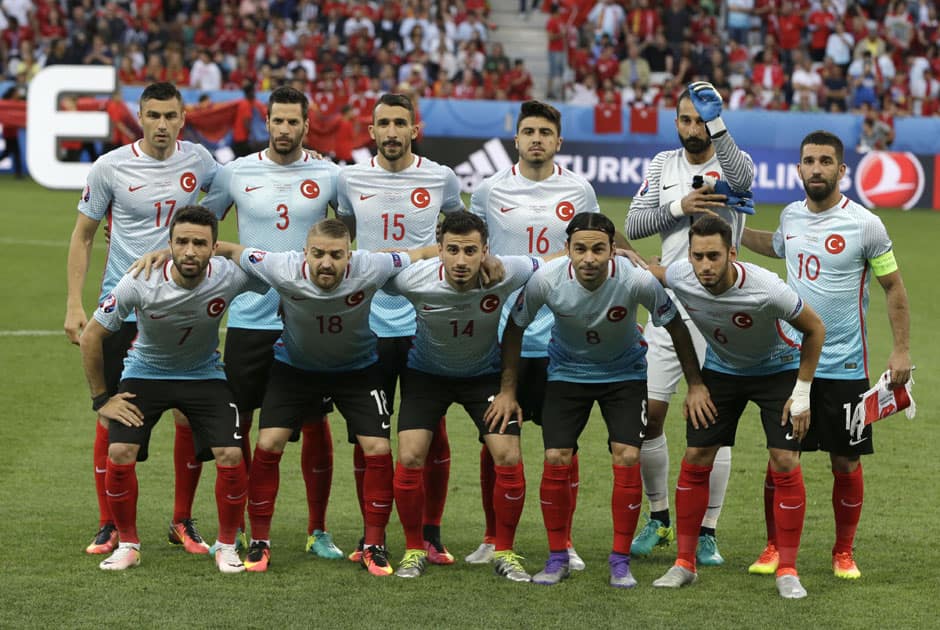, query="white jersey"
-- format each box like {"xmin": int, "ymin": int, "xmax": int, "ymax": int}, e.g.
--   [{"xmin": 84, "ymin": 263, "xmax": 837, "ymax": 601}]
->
[
  {"xmin": 470, "ymin": 162, "xmax": 600, "ymax": 357},
  {"xmin": 512, "ymin": 256, "xmax": 678, "ymax": 383},
  {"xmin": 78, "ymin": 140, "xmax": 220, "ymax": 310},
  {"xmin": 201, "ymin": 150, "xmax": 341, "ymax": 330},
  {"xmin": 239, "ymin": 248, "xmax": 411, "ymax": 372},
  {"xmin": 336, "ymin": 154, "xmax": 465, "ymax": 337},
  {"xmin": 665, "ymin": 260, "xmax": 804, "ymax": 376},
  {"xmin": 93, "ymin": 257, "xmax": 266, "ymax": 380},
  {"xmin": 385, "ymin": 255, "xmax": 541, "ymax": 377}
]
